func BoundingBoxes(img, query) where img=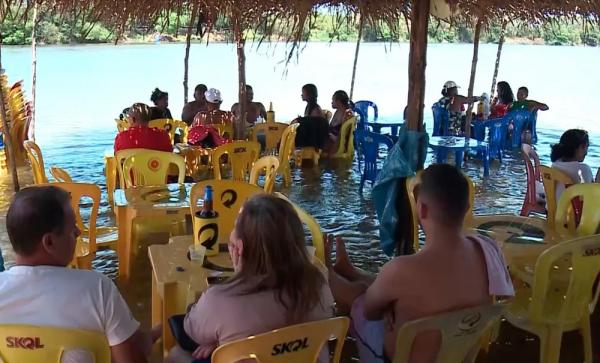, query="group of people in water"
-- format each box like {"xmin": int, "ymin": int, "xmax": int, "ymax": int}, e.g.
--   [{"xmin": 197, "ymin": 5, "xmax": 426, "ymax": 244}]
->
[
  {"xmin": 438, "ymin": 80, "xmax": 549, "ymax": 137},
  {"xmin": 116, "ymin": 83, "xmax": 356, "ymax": 156}
]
